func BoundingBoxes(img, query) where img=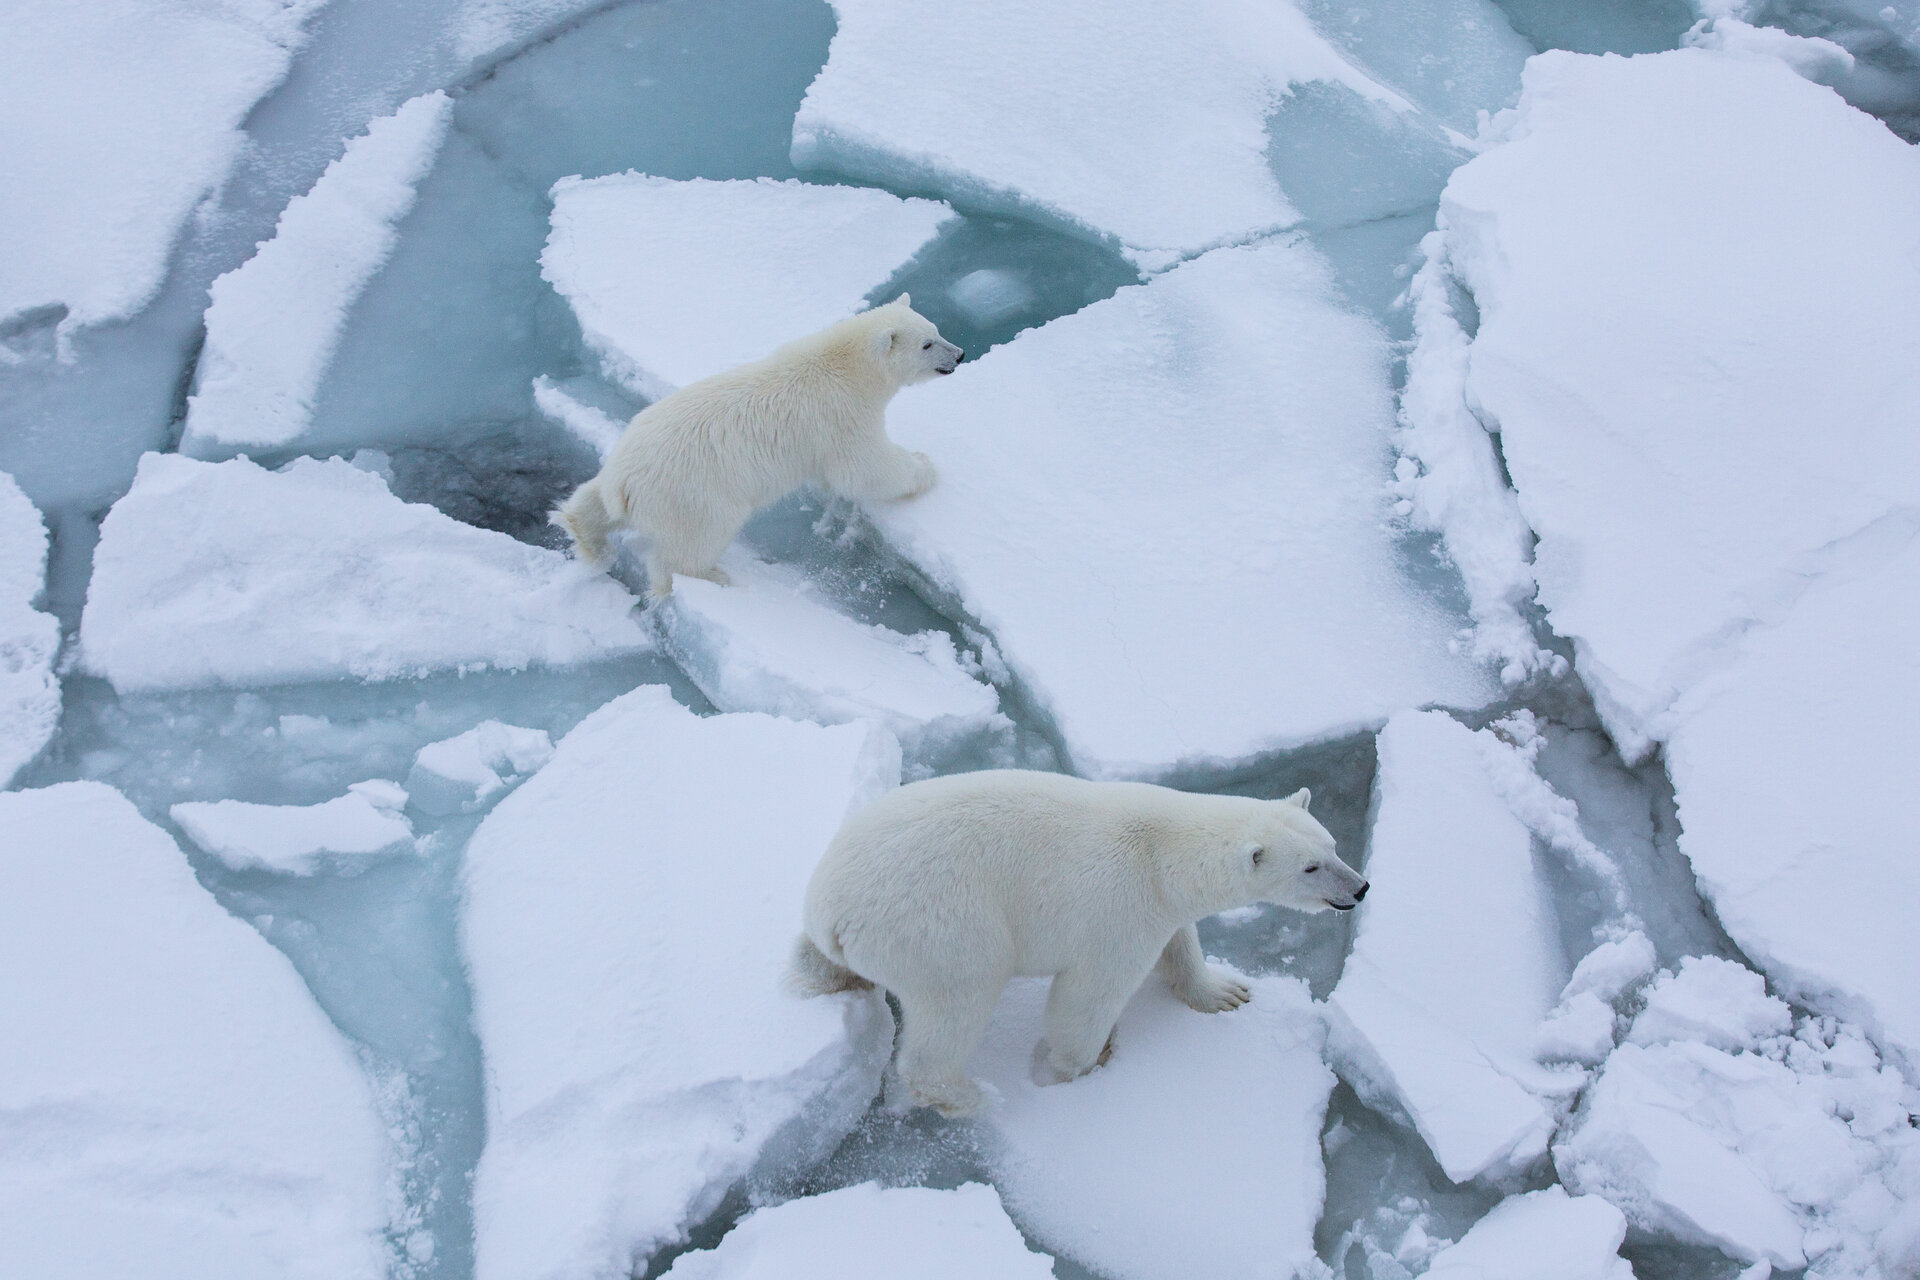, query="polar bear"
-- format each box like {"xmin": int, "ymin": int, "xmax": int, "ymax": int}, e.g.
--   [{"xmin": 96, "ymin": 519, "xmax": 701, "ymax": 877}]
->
[
  {"xmin": 791, "ymin": 770, "xmax": 1368, "ymax": 1116},
  {"xmin": 555, "ymin": 295, "xmax": 962, "ymax": 597}
]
